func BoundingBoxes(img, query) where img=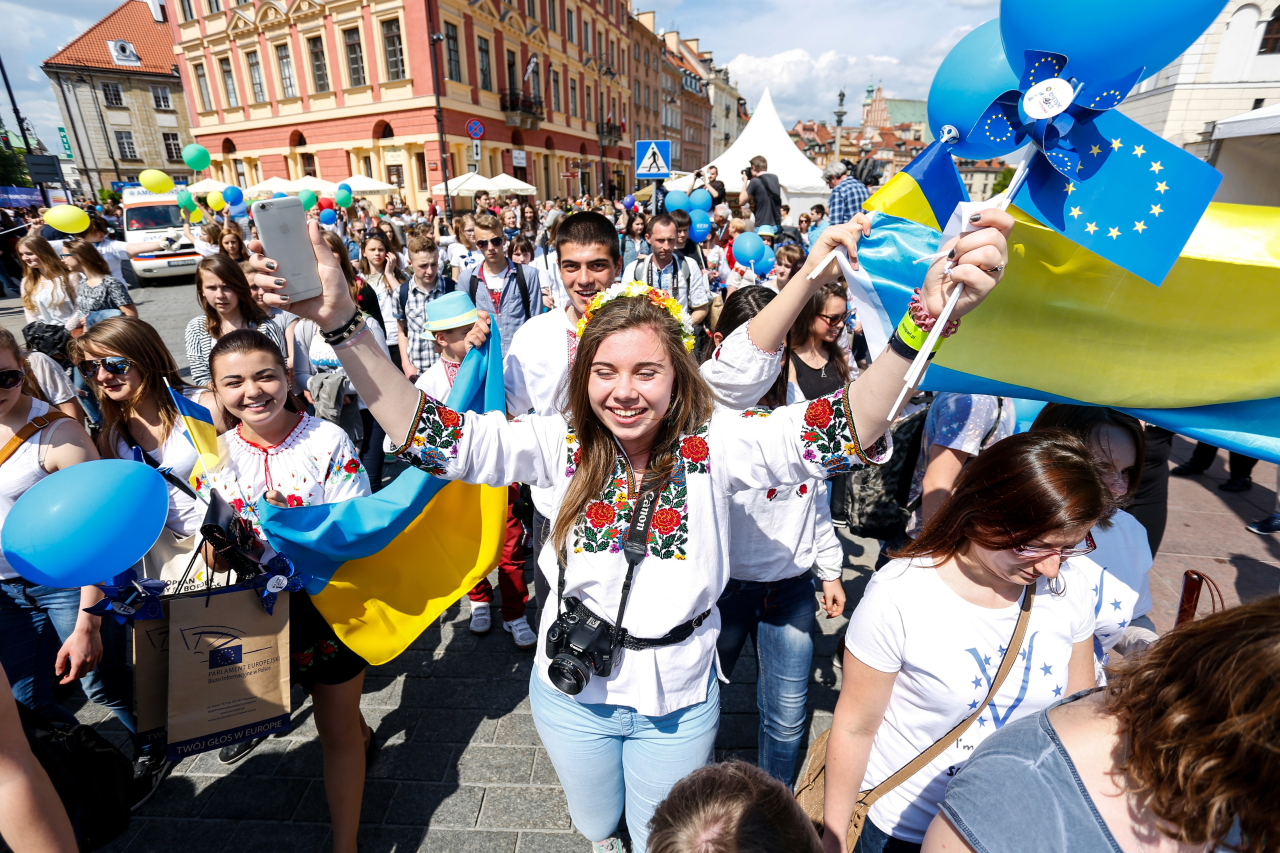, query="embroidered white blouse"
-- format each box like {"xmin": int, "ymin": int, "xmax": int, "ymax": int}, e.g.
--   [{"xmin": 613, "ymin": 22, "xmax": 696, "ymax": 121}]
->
[
  {"xmin": 196, "ymin": 413, "xmax": 371, "ymax": 559},
  {"xmin": 392, "ymin": 382, "xmax": 889, "ymax": 716}
]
